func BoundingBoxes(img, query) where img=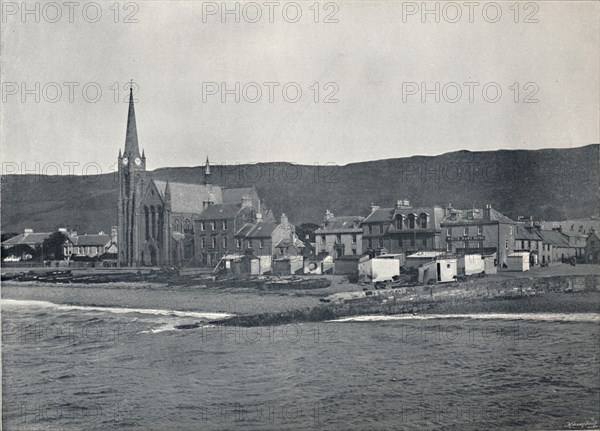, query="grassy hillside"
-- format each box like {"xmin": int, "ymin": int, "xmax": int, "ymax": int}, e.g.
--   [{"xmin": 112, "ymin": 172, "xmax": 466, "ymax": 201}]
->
[{"xmin": 2, "ymin": 145, "xmax": 598, "ymax": 234}]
